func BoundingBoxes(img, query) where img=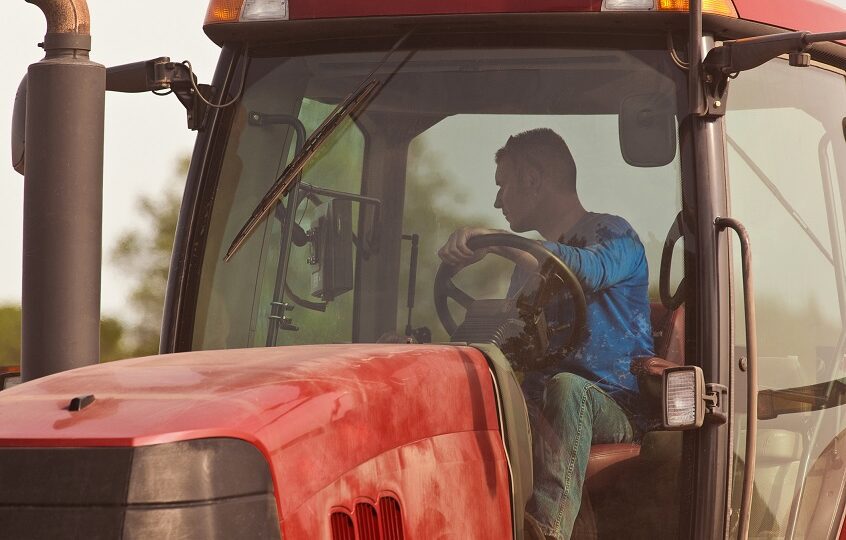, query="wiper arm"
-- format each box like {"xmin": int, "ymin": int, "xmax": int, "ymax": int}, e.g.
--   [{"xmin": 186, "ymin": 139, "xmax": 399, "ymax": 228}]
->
[
  {"xmin": 224, "ymin": 30, "xmax": 414, "ymax": 262},
  {"xmin": 224, "ymin": 80, "xmax": 380, "ymax": 261},
  {"xmin": 727, "ymin": 136, "xmax": 834, "ymax": 265}
]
